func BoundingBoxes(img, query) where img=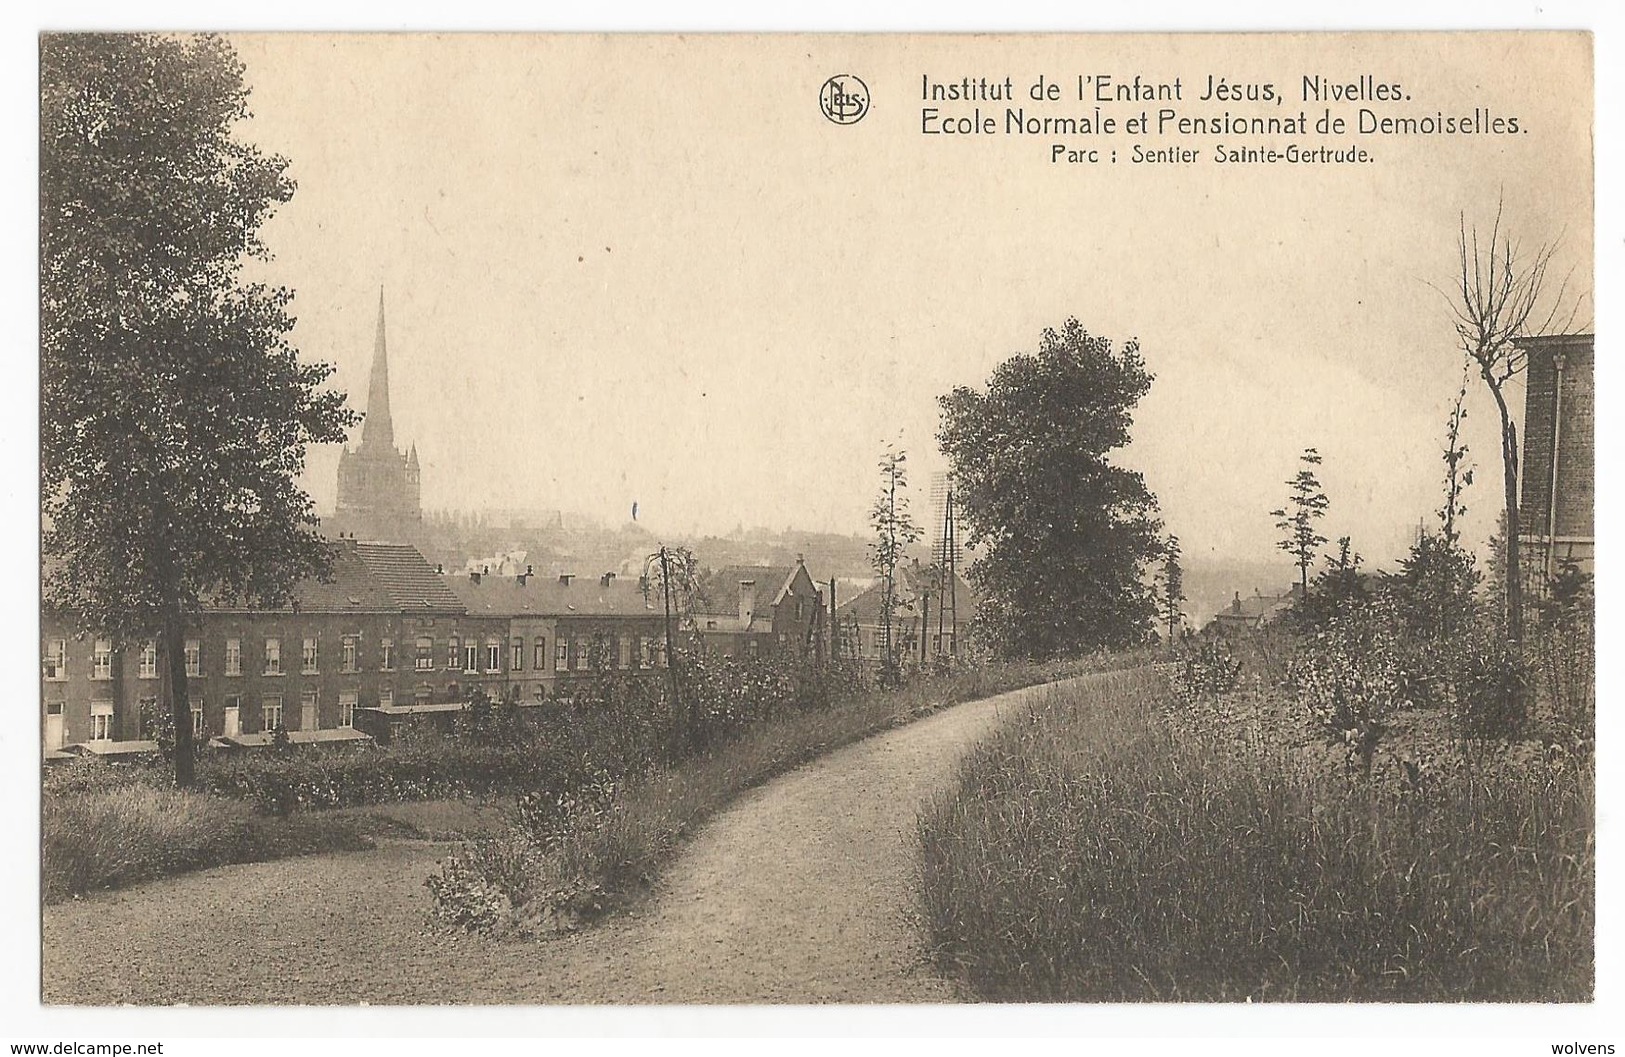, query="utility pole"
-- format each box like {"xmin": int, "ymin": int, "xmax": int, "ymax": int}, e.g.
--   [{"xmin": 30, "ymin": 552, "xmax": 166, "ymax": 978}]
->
[{"xmin": 939, "ymin": 483, "xmax": 959, "ymax": 657}]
